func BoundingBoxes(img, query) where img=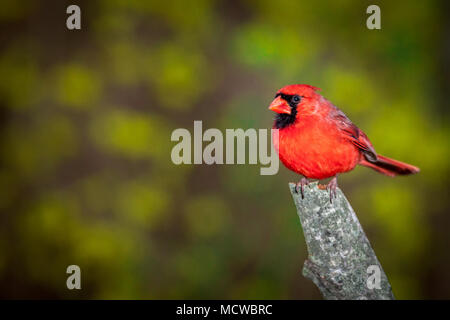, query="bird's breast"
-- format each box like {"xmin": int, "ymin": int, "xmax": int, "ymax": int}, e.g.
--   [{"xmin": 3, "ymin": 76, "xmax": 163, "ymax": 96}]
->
[{"xmin": 274, "ymin": 115, "xmax": 360, "ymax": 179}]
